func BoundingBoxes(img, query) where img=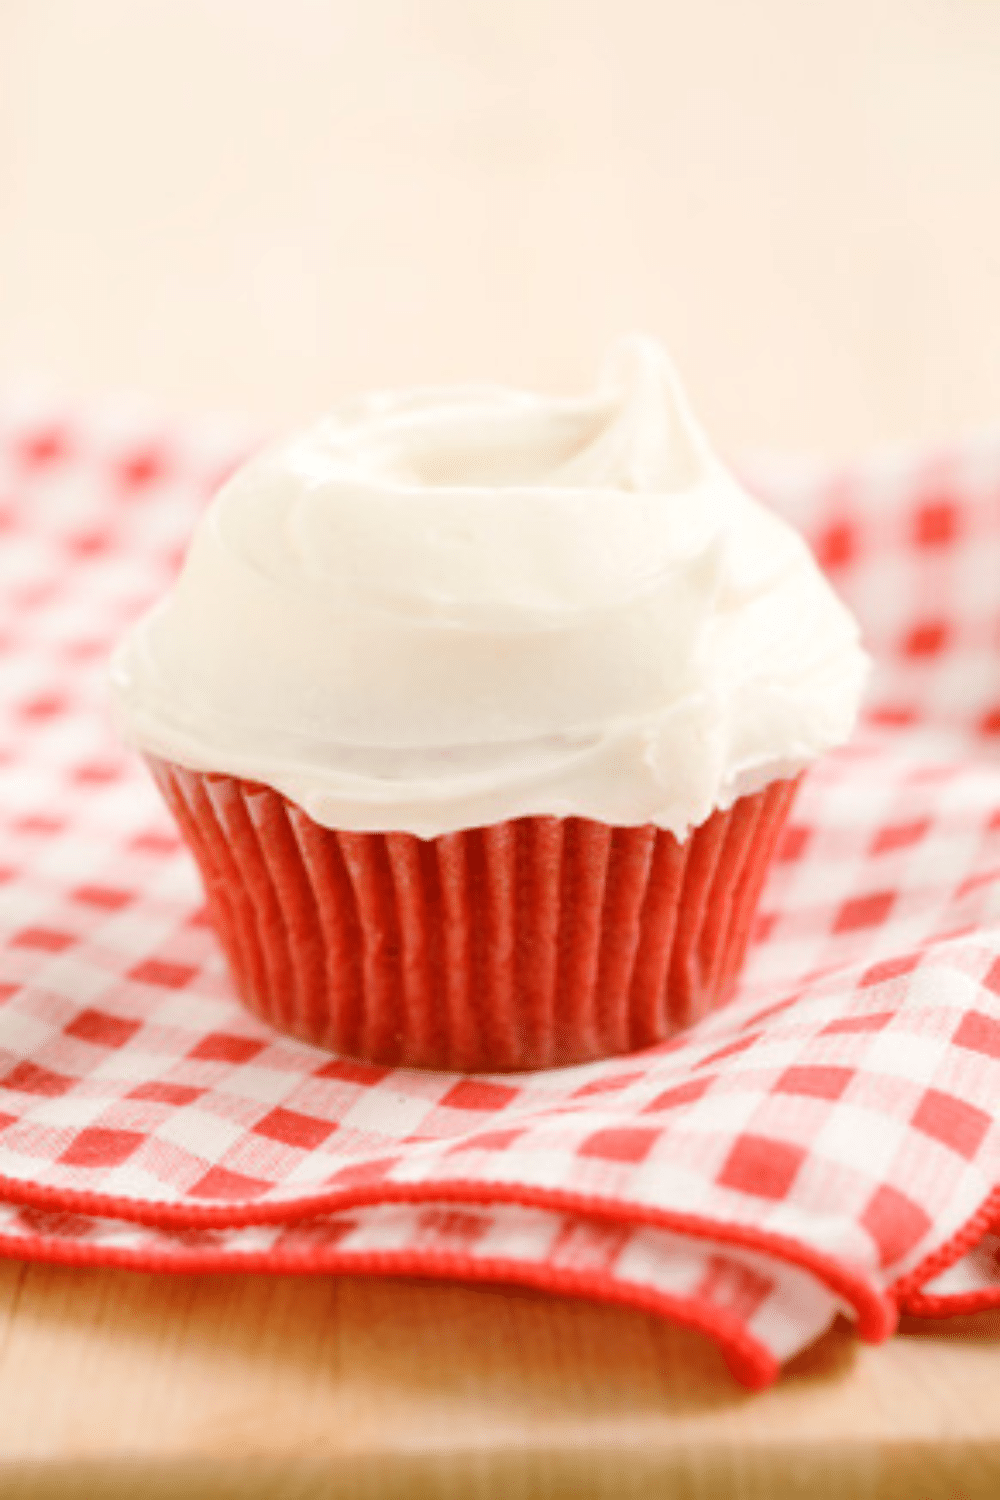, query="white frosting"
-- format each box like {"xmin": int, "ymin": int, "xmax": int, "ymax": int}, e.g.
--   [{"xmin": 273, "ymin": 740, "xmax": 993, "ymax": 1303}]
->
[{"xmin": 110, "ymin": 337, "xmax": 869, "ymax": 838}]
